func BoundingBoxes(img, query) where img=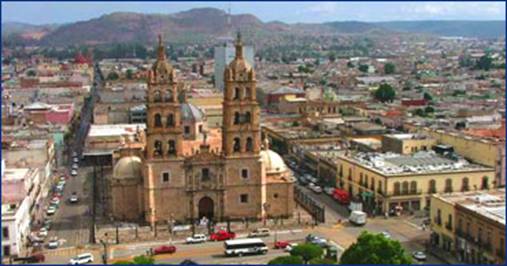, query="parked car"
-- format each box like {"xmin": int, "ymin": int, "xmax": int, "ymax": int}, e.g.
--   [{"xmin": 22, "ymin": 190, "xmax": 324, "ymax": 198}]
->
[
  {"xmin": 73, "ymin": 157, "xmax": 79, "ymax": 163},
  {"xmin": 59, "ymin": 176, "xmax": 67, "ymax": 181},
  {"xmin": 324, "ymin": 187, "xmax": 334, "ymax": 195},
  {"xmin": 69, "ymin": 253, "xmax": 94, "ymax": 264},
  {"xmin": 186, "ymin": 234, "xmax": 207, "ymax": 244},
  {"xmin": 47, "ymin": 237, "xmax": 59, "ymax": 249},
  {"xmin": 349, "ymin": 211, "xmax": 367, "ymax": 226},
  {"xmin": 381, "ymin": 231, "xmax": 391, "ymax": 239},
  {"xmin": 46, "ymin": 206, "xmax": 57, "ymax": 215},
  {"xmin": 72, "ymin": 152, "xmax": 78, "ymax": 157},
  {"xmin": 12, "ymin": 254, "xmax": 45, "ymax": 263},
  {"xmin": 305, "ymin": 234, "xmax": 327, "ymax": 247},
  {"xmin": 72, "ymin": 163, "xmax": 79, "ymax": 170},
  {"xmin": 37, "ymin": 228, "xmax": 48, "ymax": 238},
  {"xmin": 71, "ymin": 170, "xmax": 78, "ymax": 176},
  {"xmin": 209, "ymin": 230, "xmax": 236, "ymax": 241},
  {"xmin": 153, "ymin": 245, "xmax": 176, "ymax": 255},
  {"xmin": 50, "ymin": 197, "xmax": 61, "ymax": 206},
  {"xmin": 43, "ymin": 219, "xmax": 52, "ymax": 230},
  {"xmin": 412, "ymin": 251, "xmax": 426, "ymax": 261},
  {"xmin": 248, "ymin": 228, "xmax": 270, "ymax": 238},
  {"xmin": 274, "ymin": 240, "xmax": 289, "ymax": 249},
  {"xmin": 285, "ymin": 243, "xmax": 298, "ymax": 252},
  {"xmin": 311, "ymin": 185, "xmax": 323, "ymax": 194}
]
